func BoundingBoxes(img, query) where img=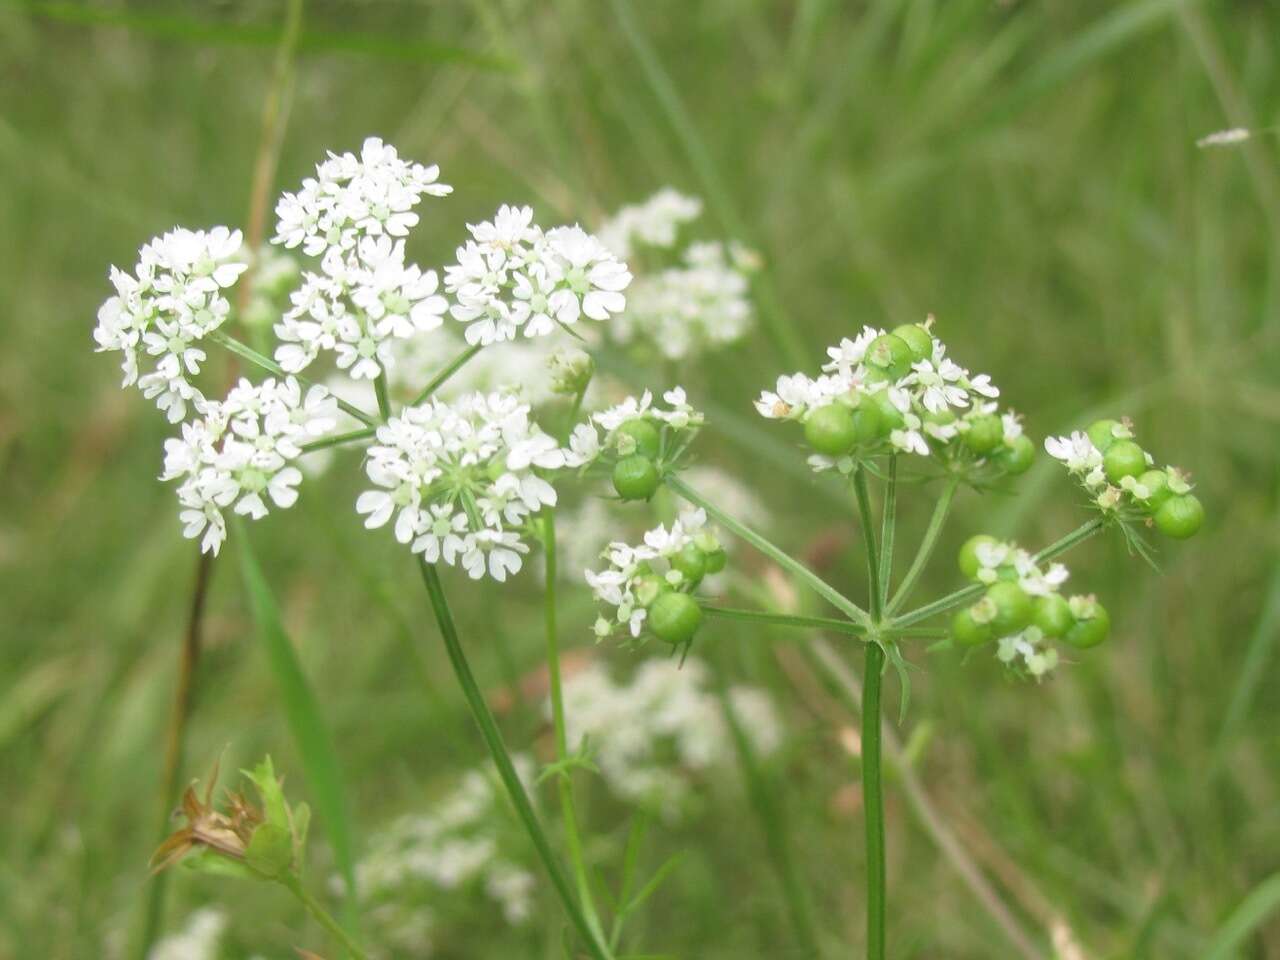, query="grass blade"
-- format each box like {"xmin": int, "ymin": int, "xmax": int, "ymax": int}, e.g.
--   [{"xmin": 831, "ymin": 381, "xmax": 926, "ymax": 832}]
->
[
  {"xmin": 236, "ymin": 530, "xmax": 359, "ymax": 933},
  {"xmin": 1204, "ymin": 872, "xmax": 1280, "ymax": 960}
]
